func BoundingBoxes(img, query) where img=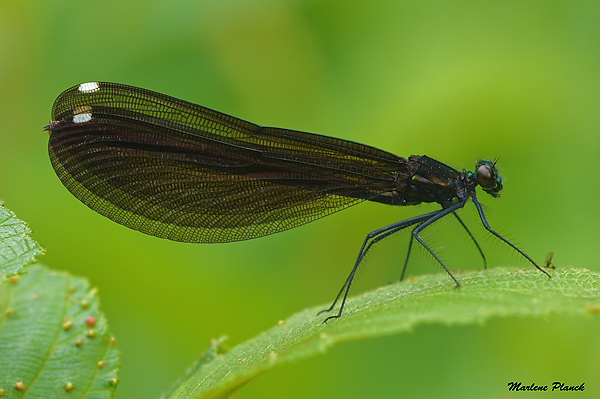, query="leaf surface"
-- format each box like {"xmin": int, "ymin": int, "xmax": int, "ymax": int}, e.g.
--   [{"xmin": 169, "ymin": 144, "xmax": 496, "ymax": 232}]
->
[
  {"xmin": 166, "ymin": 267, "xmax": 600, "ymax": 399},
  {"xmin": 0, "ymin": 264, "xmax": 120, "ymax": 398},
  {"xmin": 0, "ymin": 201, "xmax": 44, "ymax": 280}
]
